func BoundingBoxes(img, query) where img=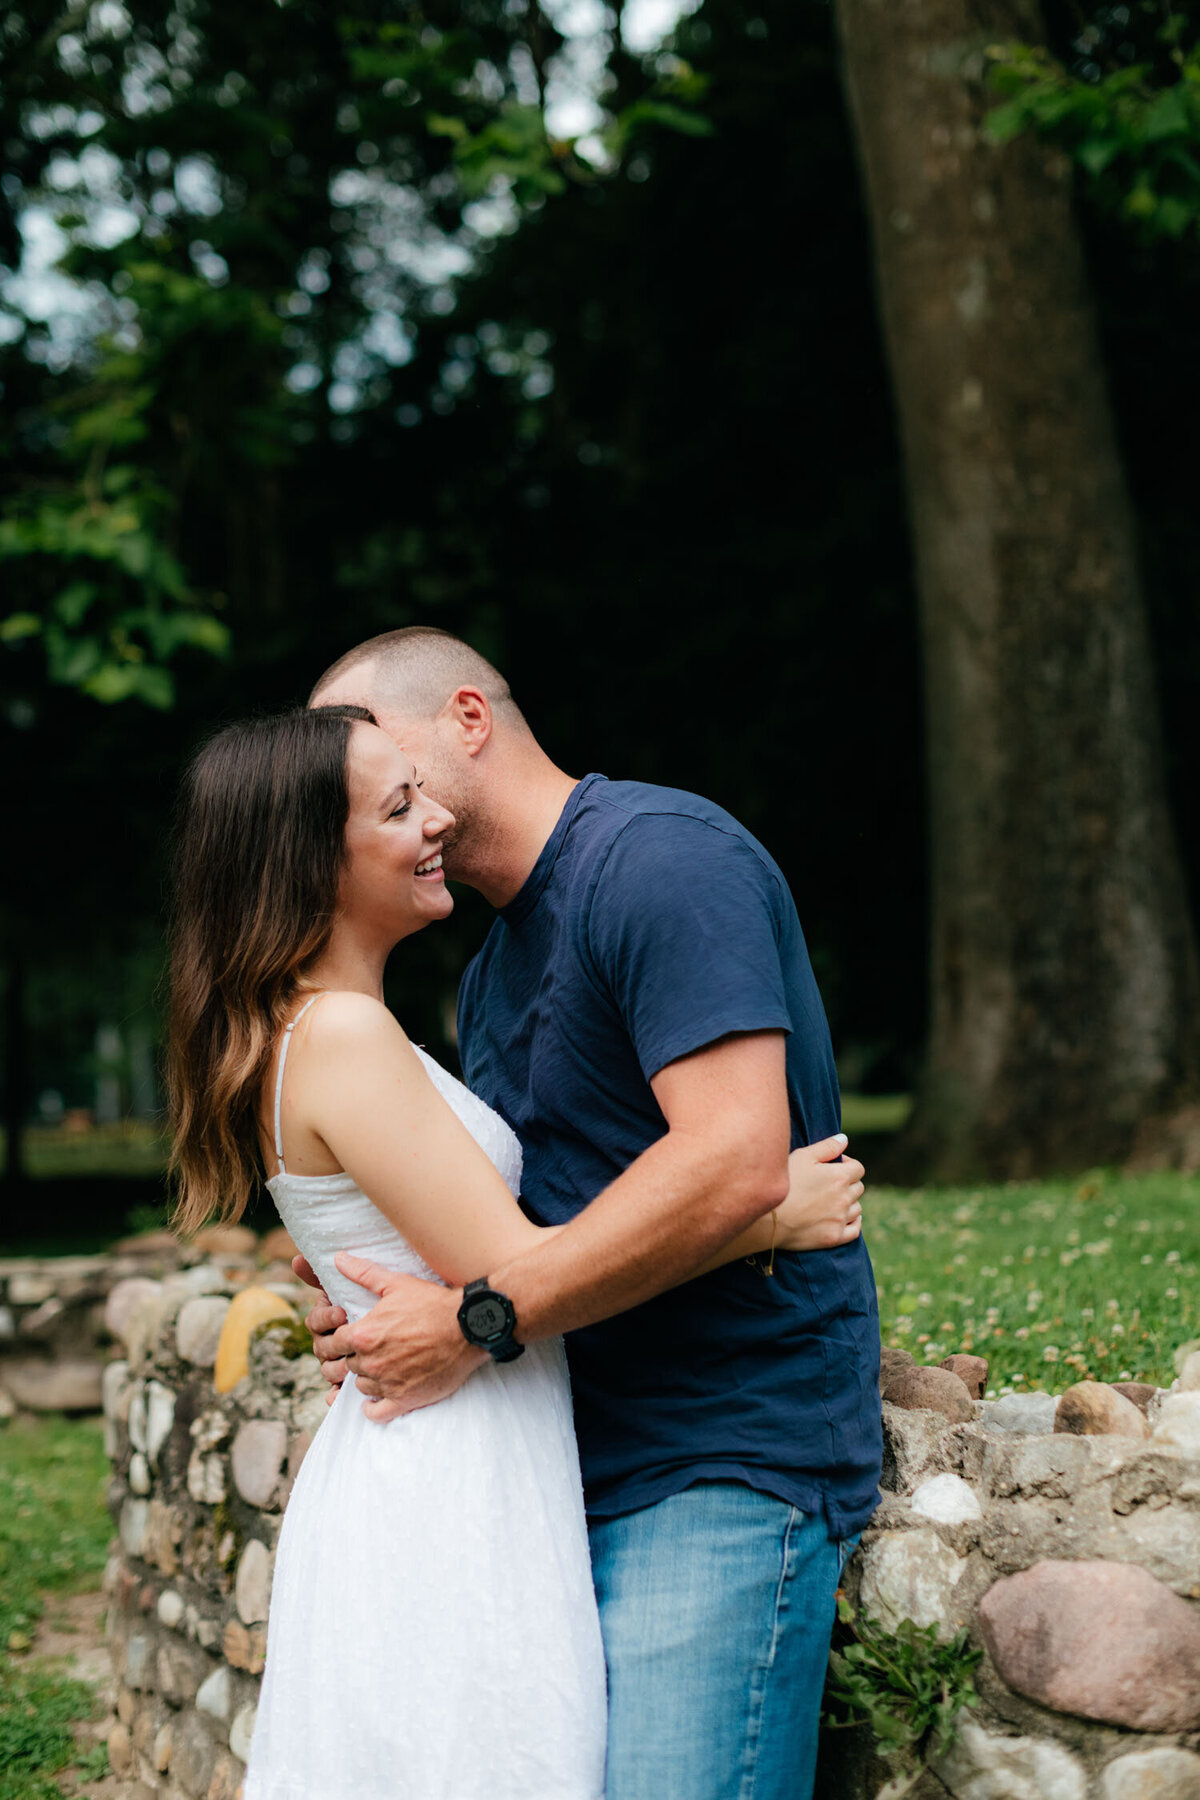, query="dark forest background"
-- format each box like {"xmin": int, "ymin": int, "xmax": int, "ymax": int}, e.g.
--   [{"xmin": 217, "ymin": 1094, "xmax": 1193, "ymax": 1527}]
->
[{"xmin": 3, "ymin": 0, "xmax": 1200, "ymax": 1237}]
